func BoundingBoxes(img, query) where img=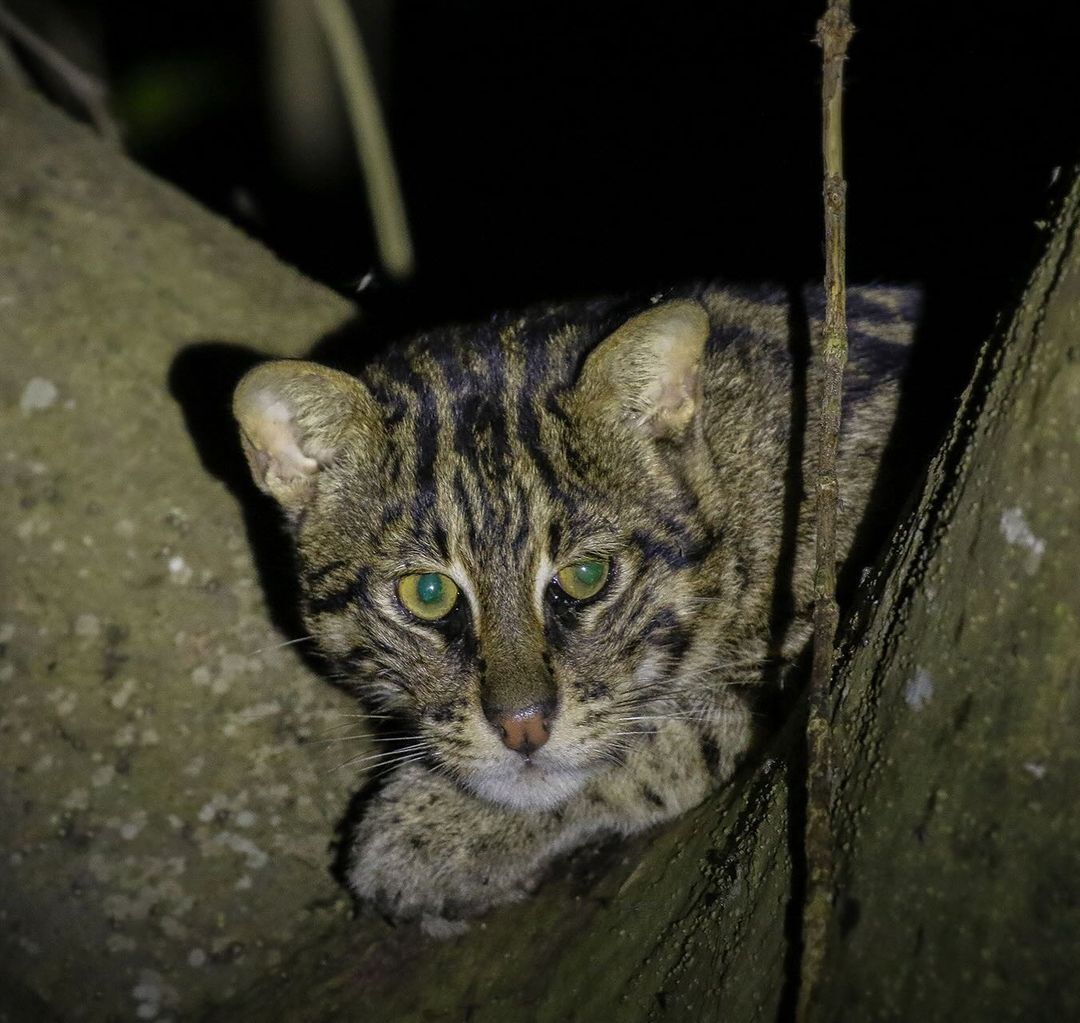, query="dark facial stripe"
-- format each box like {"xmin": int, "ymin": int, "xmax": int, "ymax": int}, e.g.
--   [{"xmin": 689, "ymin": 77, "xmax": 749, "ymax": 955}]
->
[
  {"xmin": 542, "ymin": 388, "xmax": 574, "ymax": 432},
  {"xmin": 452, "ymin": 465, "xmax": 487, "ymax": 552},
  {"xmin": 641, "ymin": 785, "xmax": 665, "ymax": 809},
  {"xmin": 510, "ymin": 506, "xmax": 531, "ymax": 557},
  {"xmin": 380, "ymin": 500, "xmax": 405, "ymax": 528},
  {"xmin": 307, "ymin": 568, "xmax": 372, "ymax": 616},
  {"xmin": 513, "ymin": 332, "xmax": 582, "ymax": 503},
  {"xmin": 431, "ymin": 521, "xmax": 450, "ymax": 562},
  {"xmin": 442, "ymin": 327, "xmax": 513, "ymax": 481},
  {"xmin": 700, "ymin": 735, "xmax": 721, "ymax": 774},
  {"xmin": 517, "ymin": 401, "xmax": 564, "ymax": 499},
  {"xmin": 364, "ymin": 351, "xmax": 410, "ymax": 426},
  {"xmin": 412, "ymin": 376, "xmax": 439, "ymax": 522},
  {"xmin": 455, "ymin": 392, "xmax": 512, "ymax": 478},
  {"xmin": 631, "ymin": 528, "xmax": 710, "ymax": 570},
  {"xmin": 304, "ymin": 560, "xmax": 347, "ymax": 587},
  {"xmin": 642, "ymin": 608, "xmax": 693, "ymax": 666},
  {"xmin": 588, "ymin": 571, "xmax": 651, "ymax": 643},
  {"xmin": 547, "ymin": 520, "xmax": 563, "ymax": 561}
]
